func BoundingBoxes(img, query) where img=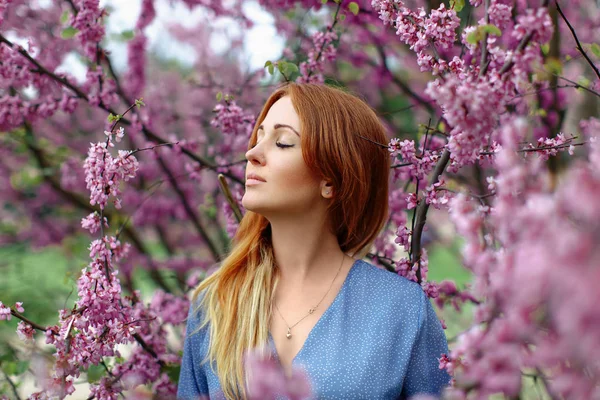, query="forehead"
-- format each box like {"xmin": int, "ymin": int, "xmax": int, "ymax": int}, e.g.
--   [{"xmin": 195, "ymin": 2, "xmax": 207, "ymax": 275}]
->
[{"xmin": 261, "ymin": 96, "xmax": 301, "ymax": 130}]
